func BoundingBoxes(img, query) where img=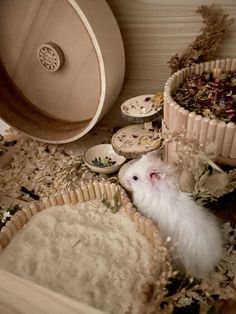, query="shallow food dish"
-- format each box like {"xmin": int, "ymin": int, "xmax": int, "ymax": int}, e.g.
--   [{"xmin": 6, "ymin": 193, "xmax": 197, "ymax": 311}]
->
[{"xmin": 84, "ymin": 144, "xmax": 126, "ymax": 174}]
